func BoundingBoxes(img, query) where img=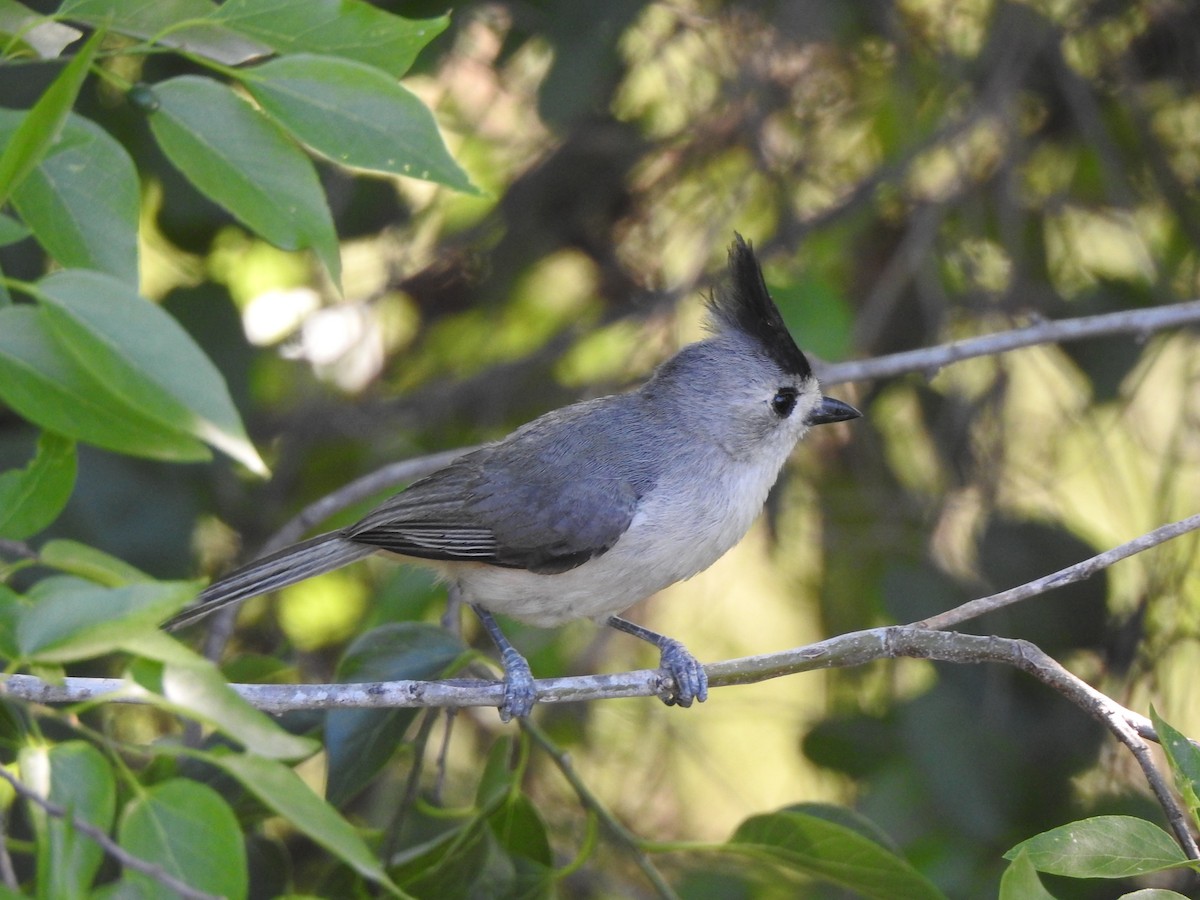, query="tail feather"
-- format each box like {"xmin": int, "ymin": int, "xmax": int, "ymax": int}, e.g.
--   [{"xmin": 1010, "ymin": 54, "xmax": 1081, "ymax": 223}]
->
[{"xmin": 165, "ymin": 532, "xmax": 374, "ymax": 631}]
